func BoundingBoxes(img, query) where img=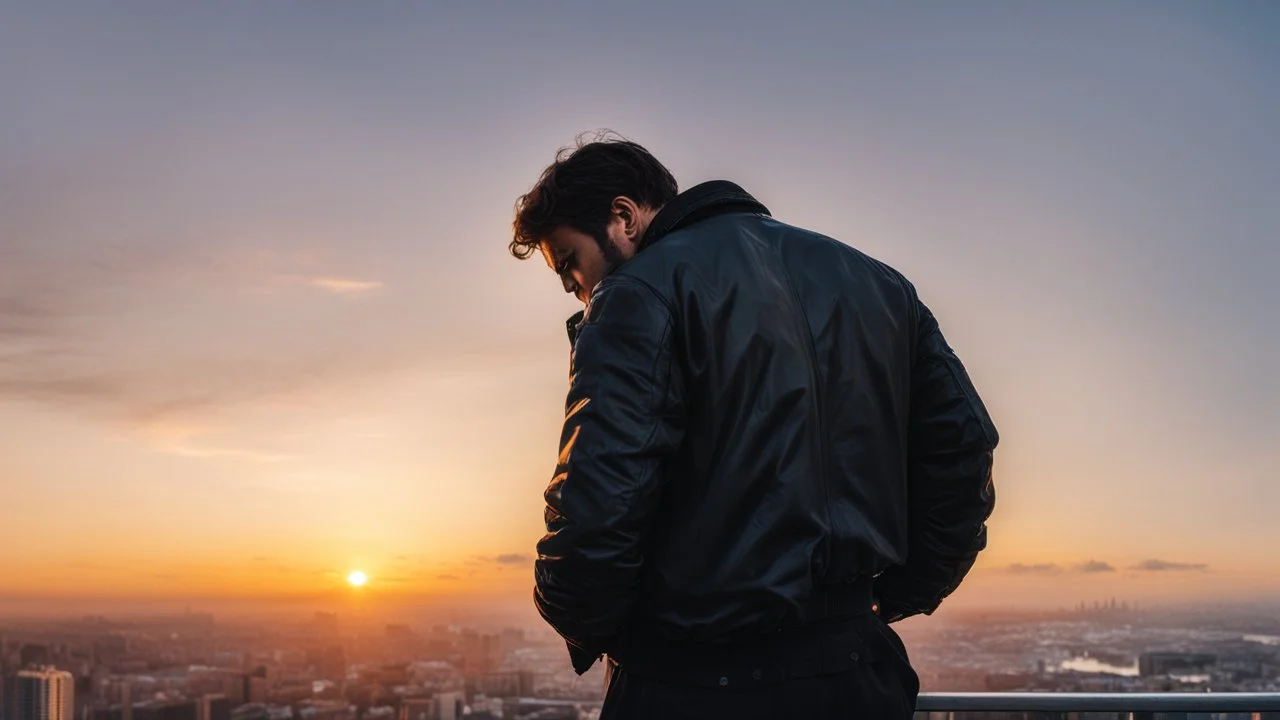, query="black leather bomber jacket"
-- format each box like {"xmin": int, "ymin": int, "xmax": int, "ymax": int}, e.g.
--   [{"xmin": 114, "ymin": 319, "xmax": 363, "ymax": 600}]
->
[{"xmin": 535, "ymin": 181, "xmax": 998, "ymax": 674}]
